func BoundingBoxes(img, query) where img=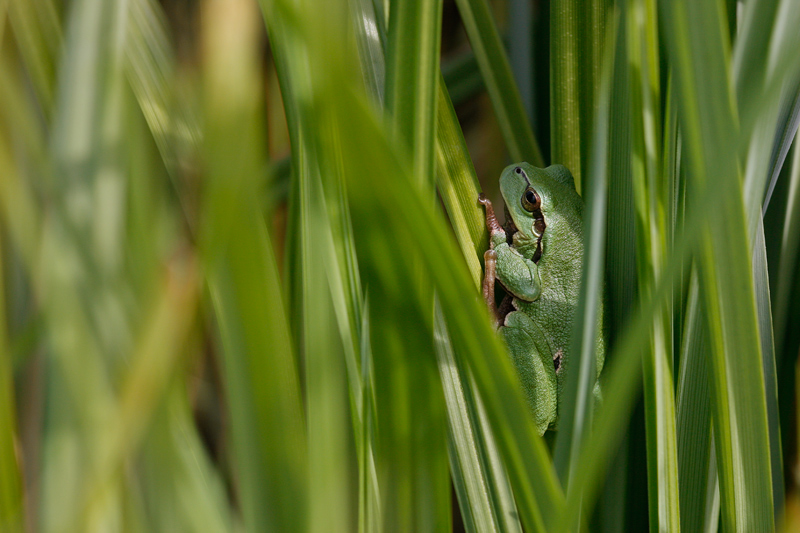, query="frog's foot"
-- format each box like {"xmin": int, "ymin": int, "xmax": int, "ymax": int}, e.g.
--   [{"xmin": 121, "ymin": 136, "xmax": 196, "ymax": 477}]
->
[
  {"xmin": 478, "ymin": 193, "xmax": 504, "ymax": 236},
  {"xmin": 483, "ymin": 249, "xmax": 501, "ymax": 328}
]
